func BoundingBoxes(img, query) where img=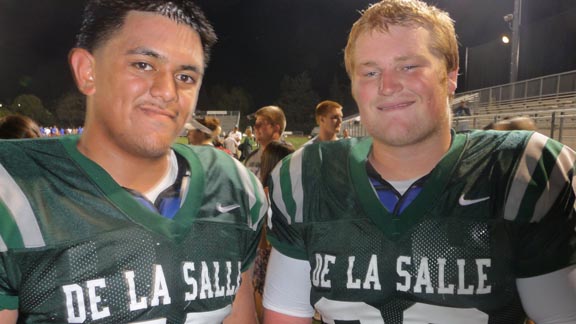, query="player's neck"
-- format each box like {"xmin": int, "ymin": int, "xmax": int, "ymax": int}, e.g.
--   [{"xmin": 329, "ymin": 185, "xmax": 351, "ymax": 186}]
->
[
  {"xmin": 318, "ymin": 130, "xmax": 337, "ymax": 142},
  {"xmin": 259, "ymin": 133, "xmax": 281, "ymax": 149},
  {"xmin": 77, "ymin": 131, "xmax": 170, "ymax": 193},
  {"xmin": 370, "ymin": 132, "xmax": 451, "ymax": 181}
]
